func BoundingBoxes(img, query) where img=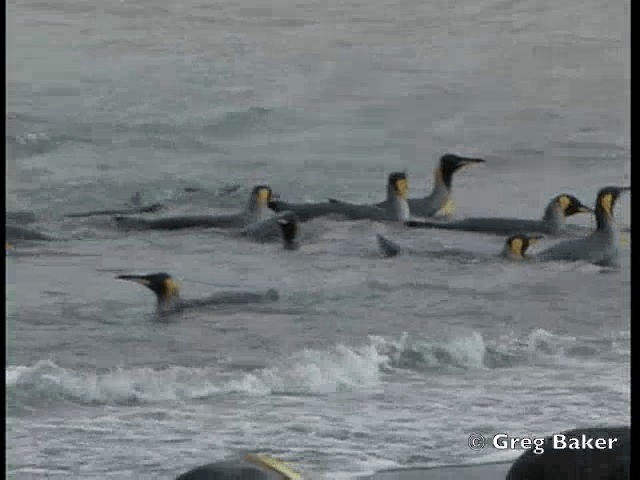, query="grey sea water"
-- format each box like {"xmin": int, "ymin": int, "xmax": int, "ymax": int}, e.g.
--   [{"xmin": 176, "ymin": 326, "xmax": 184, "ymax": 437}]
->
[{"xmin": 6, "ymin": 0, "xmax": 630, "ymax": 478}]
